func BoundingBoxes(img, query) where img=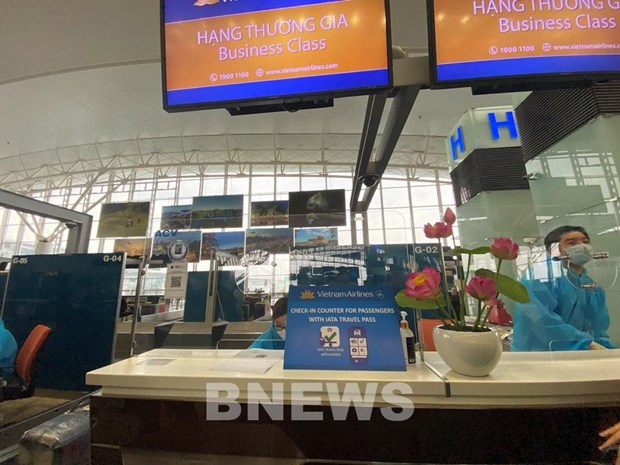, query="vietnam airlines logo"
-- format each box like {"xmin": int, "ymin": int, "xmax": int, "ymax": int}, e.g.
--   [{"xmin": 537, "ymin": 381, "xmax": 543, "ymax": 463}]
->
[
  {"xmin": 300, "ymin": 290, "xmax": 315, "ymax": 300},
  {"xmin": 194, "ymin": 0, "xmax": 219, "ymax": 6}
]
